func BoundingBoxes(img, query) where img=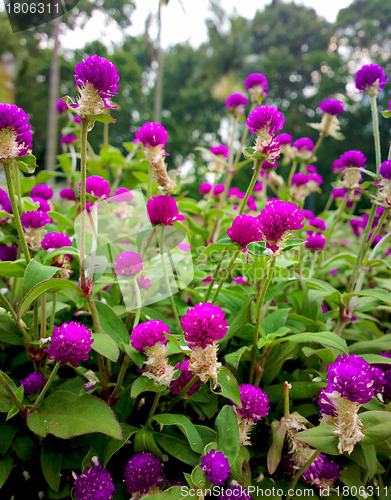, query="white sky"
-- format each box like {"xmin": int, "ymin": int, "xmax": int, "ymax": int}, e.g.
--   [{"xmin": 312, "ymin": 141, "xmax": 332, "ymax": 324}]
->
[{"xmin": 61, "ymin": 0, "xmax": 354, "ymax": 50}]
